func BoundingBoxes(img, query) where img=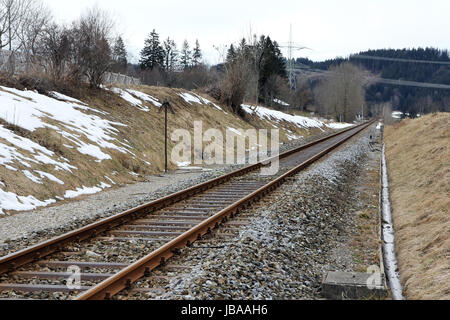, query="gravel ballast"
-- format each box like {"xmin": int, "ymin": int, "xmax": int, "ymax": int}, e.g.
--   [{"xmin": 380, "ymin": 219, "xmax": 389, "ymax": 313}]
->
[
  {"xmin": 0, "ymin": 130, "xmax": 337, "ymax": 258},
  {"xmin": 131, "ymin": 125, "xmax": 382, "ymax": 300}
]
